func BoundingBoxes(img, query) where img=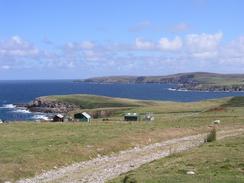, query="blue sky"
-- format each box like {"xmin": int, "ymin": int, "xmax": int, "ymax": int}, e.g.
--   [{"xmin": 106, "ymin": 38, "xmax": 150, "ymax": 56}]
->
[{"xmin": 0, "ymin": 0, "xmax": 244, "ymax": 79}]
